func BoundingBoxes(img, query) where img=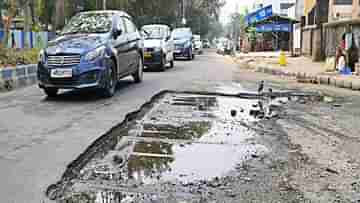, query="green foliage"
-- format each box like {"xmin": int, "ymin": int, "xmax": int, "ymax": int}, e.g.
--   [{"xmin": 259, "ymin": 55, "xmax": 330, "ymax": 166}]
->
[
  {"xmin": 0, "ymin": 48, "xmax": 39, "ymax": 66},
  {"xmin": 36, "ymin": 0, "xmax": 55, "ymax": 28},
  {"xmin": 2, "ymin": 0, "xmax": 225, "ymax": 38}
]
